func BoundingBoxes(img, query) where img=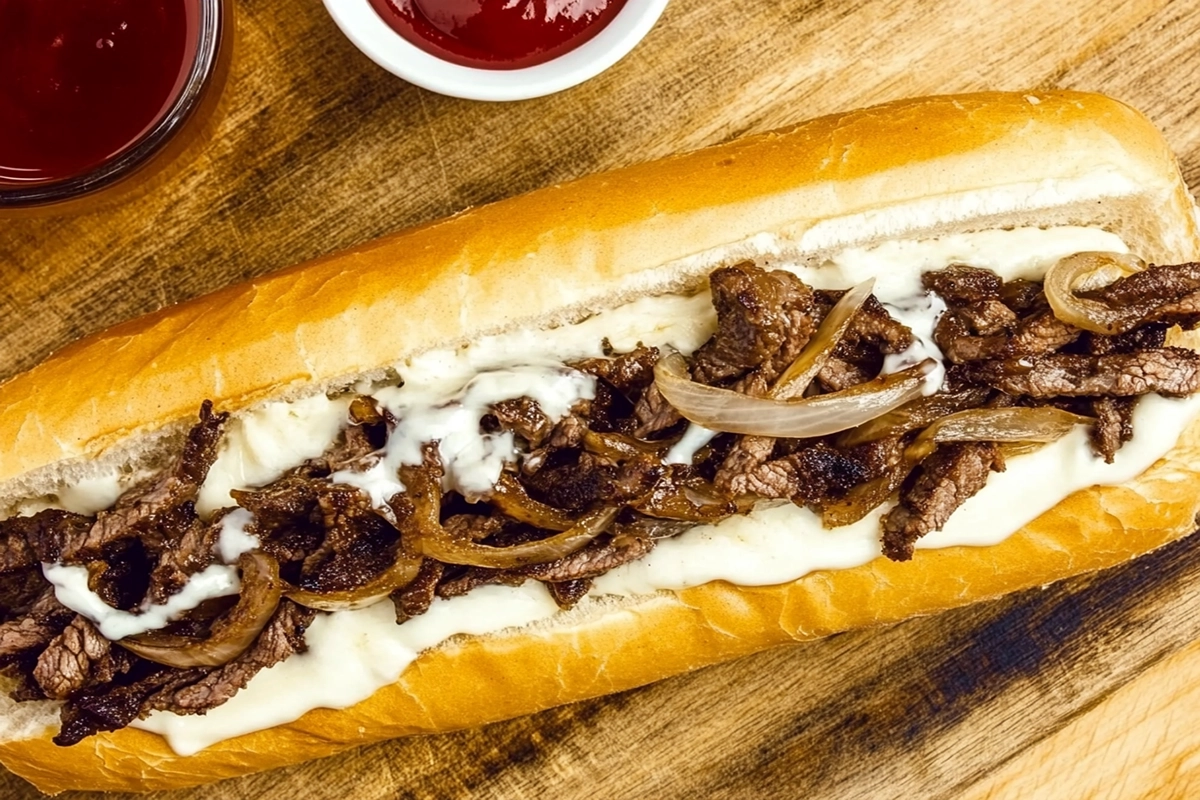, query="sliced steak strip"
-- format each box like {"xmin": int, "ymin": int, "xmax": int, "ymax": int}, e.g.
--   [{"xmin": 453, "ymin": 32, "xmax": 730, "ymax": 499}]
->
[
  {"xmin": 0, "ymin": 510, "xmax": 94, "ymax": 571},
  {"xmin": 0, "ymin": 587, "xmax": 74, "ymax": 664},
  {"xmin": 881, "ymin": 442, "xmax": 1005, "ymax": 561},
  {"xmin": 961, "ymin": 348, "xmax": 1200, "ymax": 397},
  {"xmin": 546, "ymin": 579, "xmax": 592, "ymax": 609},
  {"xmin": 62, "ymin": 402, "xmax": 228, "ymax": 562},
  {"xmin": 33, "ymin": 616, "xmax": 133, "ymax": 700},
  {"xmin": 146, "ymin": 515, "xmax": 221, "ymax": 604},
  {"xmin": 922, "ymin": 265, "xmax": 1003, "ymax": 305},
  {"xmin": 488, "ymin": 397, "xmax": 554, "ymax": 449},
  {"xmin": 520, "ymin": 535, "xmax": 655, "ymax": 583},
  {"xmin": 572, "ymin": 345, "xmax": 659, "ymax": 395},
  {"xmin": 691, "ymin": 262, "xmax": 816, "ymax": 385},
  {"xmin": 391, "ymin": 559, "xmax": 444, "ymax": 623},
  {"xmin": 150, "ymin": 600, "xmax": 315, "ymax": 714},
  {"xmin": 54, "ymin": 665, "xmax": 208, "ymax": 746},
  {"xmin": 1091, "ymin": 397, "xmax": 1137, "ymax": 463}
]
